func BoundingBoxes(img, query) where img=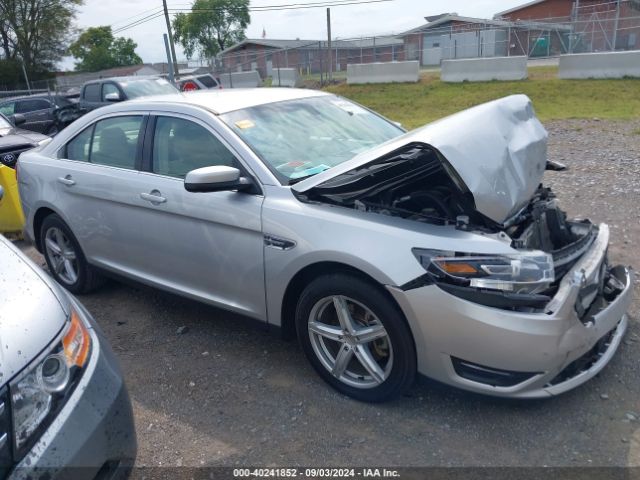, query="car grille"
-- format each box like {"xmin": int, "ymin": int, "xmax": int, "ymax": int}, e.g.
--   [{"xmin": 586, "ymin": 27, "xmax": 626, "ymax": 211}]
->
[
  {"xmin": 0, "ymin": 144, "xmax": 34, "ymax": 168},
  {"xmin": 0, "ymin": 387, "xmax": 13, "ymax": 479}
]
